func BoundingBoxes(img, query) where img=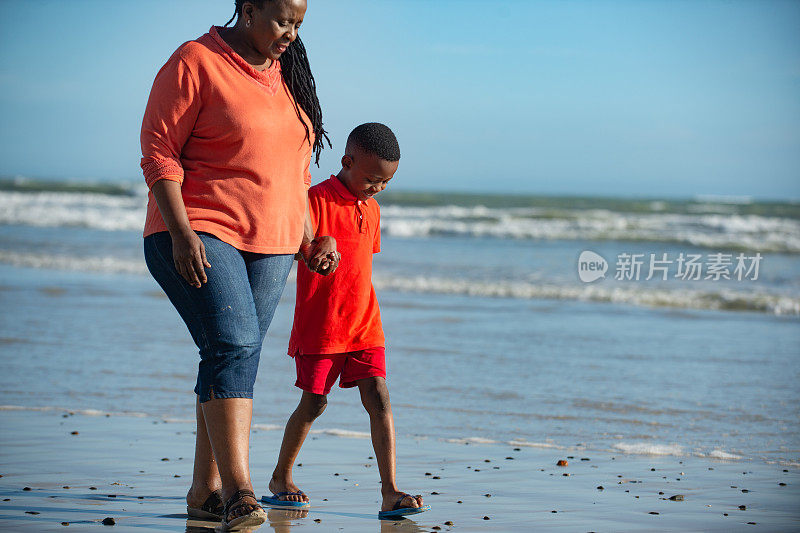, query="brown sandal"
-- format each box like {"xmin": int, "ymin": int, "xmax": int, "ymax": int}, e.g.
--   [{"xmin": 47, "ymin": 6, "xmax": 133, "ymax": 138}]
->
[
  {"xmin": 186, "ymin": 489, "xmax": 224, "ymax": 520},
  {"xmin": 221, "ymin": 489, "xmax": 267, "ymax": 530}
]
